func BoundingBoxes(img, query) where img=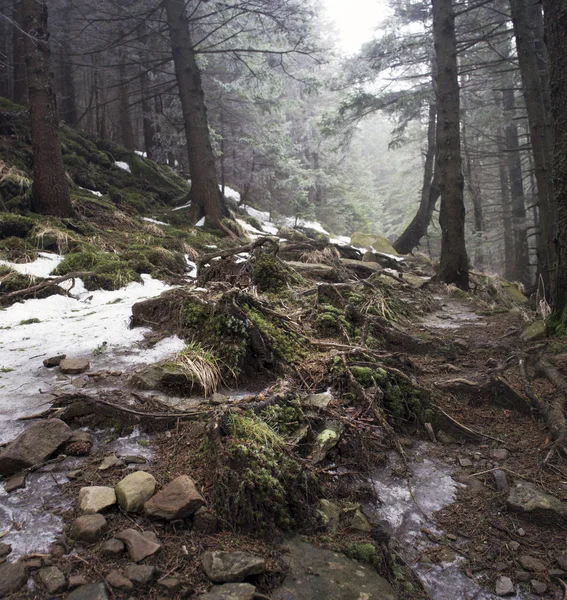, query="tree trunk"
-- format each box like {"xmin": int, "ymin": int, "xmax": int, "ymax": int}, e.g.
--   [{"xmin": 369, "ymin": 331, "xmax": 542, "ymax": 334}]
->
[
  {"xmin": 503, "ymin": 87, "xmax": 531, "ymax": 286},
  {"xmin": 12, "ymin": 0, "xmax": 27, "ymax": 105},
  {"xmin": 431, "ymin": 0, "xmax": 469, "ymax": 289},
  {"xmin": 394, "ymin": 101, "xmax": 440, "ymax": 254},
  {"xmin": 21, "ymin": 0, "xmax": 71, "ymax": 217},
  {"xmin": 164, "ymin": 0, "xmax": 234, "ymax": 236},
  {"xmin": 542, "ymin": 0, "xmax": 567, "ymax": 331},
  {"xmin": 495, "ymin": 123, "xmax": 515, "ymax": 279},
  {"xmin": 118, "ymin": 35, "xmax": 136, "ymax": 151},
  {"xmin": 510, "ymin": 0, "xmax": 554, "ymax": 286},
  {"xmin": 0, "ymin": 1, "xmax": 9, "ymax": 99},
  {"xmin": 58, "ymin": 0, "xmax": 77, "ymax": 126}
]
